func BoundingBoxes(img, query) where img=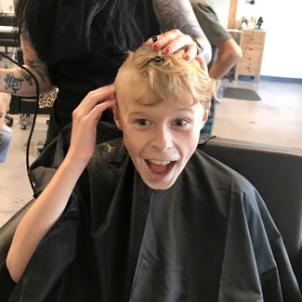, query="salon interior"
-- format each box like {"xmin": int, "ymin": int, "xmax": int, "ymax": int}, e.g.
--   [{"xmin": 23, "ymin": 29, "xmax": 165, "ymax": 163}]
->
[
  {"xmin": 0, "ymin": 0, "xmax": 301, "ymax": 239},
  {"xmin": 0, "ymin": 0, "xmax": 301, "ymax": 299}
]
